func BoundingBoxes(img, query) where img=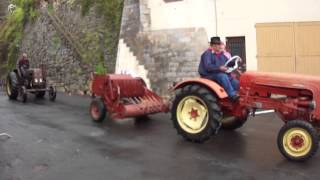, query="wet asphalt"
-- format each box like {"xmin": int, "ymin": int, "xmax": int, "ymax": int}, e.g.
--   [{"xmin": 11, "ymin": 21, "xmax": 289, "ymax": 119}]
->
[{"xmin": 0, "ymin": 92, "xmax": 319, "ymax": 180}]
